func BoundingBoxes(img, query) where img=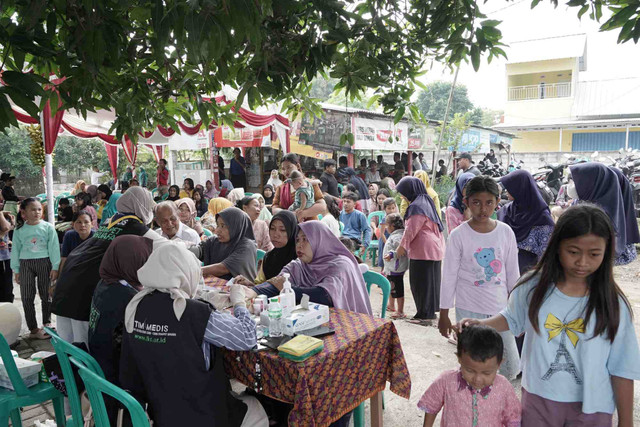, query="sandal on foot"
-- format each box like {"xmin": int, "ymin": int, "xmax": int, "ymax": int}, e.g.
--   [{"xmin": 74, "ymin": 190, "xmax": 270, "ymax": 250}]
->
[
  {"xmin": 391, "ymin": 312, "xmax": 407, "ymax": 320},
  {"xmin": 28, "ymin": 329, "xmax": 51, "ymax": 340},
  {"xmin": 386, "ymin": 307, "xmax": 396, "ymax": 312},
  {"xmin": 407, "ymin": 318, "xmax": 433, "ymax": 326}
]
